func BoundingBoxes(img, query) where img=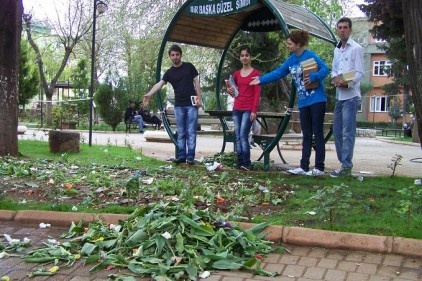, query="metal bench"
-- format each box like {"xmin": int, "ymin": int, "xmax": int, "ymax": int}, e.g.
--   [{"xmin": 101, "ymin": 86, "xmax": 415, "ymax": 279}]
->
[
  {"xmin": 252, "ymin": 111, "xmax": 333, "ymax": 165},
  {"xmin": 381, "ymin": 128, "xmax": 403, "ymax": 137},
  {"xmin": 124, "ymin": 116, "xmax": 161, "ymax": 133},
  {"xmin": 165, "ymin": 108, "xmax": 223, "ymax": 130}
]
